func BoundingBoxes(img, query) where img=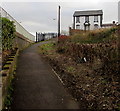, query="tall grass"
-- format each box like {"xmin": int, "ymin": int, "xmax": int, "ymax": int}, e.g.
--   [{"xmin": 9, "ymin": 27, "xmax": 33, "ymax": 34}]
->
[{"xmin": 69, "ymin": 27, "xmax": 118, "ymax": 44}]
